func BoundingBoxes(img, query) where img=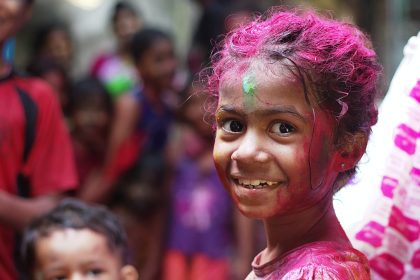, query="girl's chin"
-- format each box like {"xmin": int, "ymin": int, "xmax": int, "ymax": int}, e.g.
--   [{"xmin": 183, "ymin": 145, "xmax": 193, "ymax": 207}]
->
[{"xmin": 234, "ymin": 199, "xmax": 279, "ymax": 219}]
